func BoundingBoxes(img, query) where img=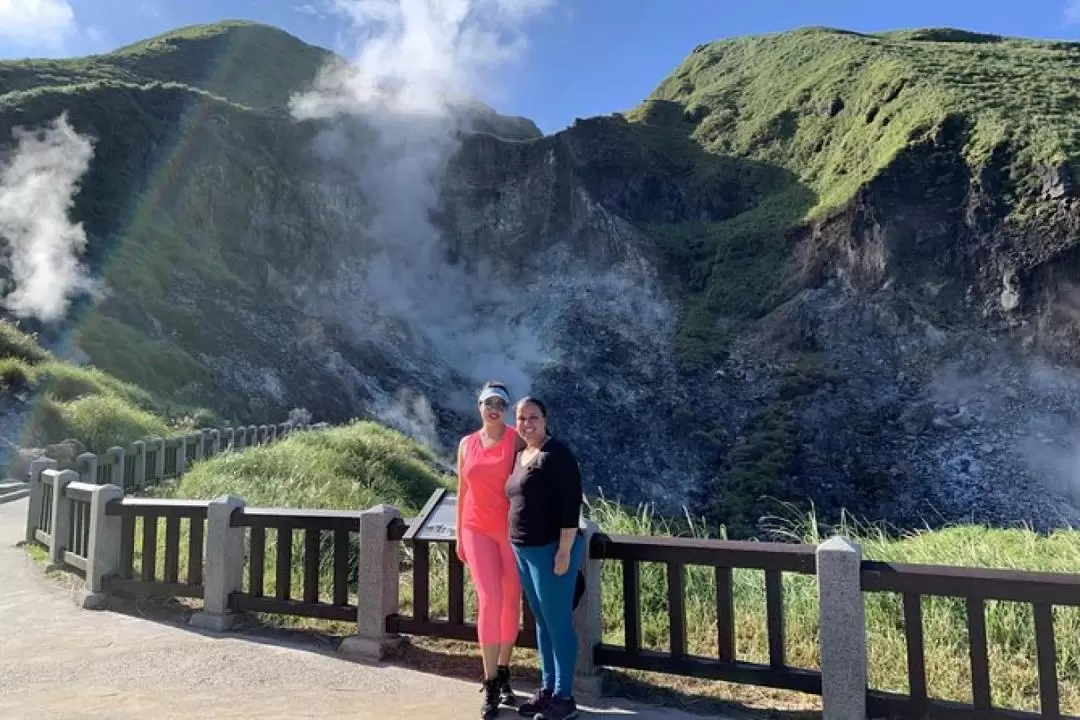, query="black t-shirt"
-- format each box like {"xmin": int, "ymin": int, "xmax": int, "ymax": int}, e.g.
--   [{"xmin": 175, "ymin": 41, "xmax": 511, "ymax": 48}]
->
[{"xmin": 505, "ymin": 437, "xmax": 583, "ymax": 547}]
